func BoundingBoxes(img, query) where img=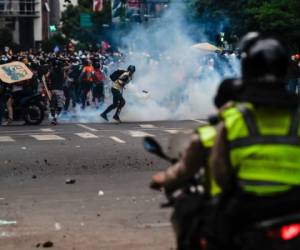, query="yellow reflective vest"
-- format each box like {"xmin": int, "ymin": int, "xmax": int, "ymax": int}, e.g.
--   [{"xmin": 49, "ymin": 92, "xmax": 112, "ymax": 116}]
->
[
  {"xmin": 197, "ymin": 125, "xmax": 222, "ymax": 197},
  {"xmin": 220, "ymin": 102, "xmax": 300, "ymax": 195}
]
